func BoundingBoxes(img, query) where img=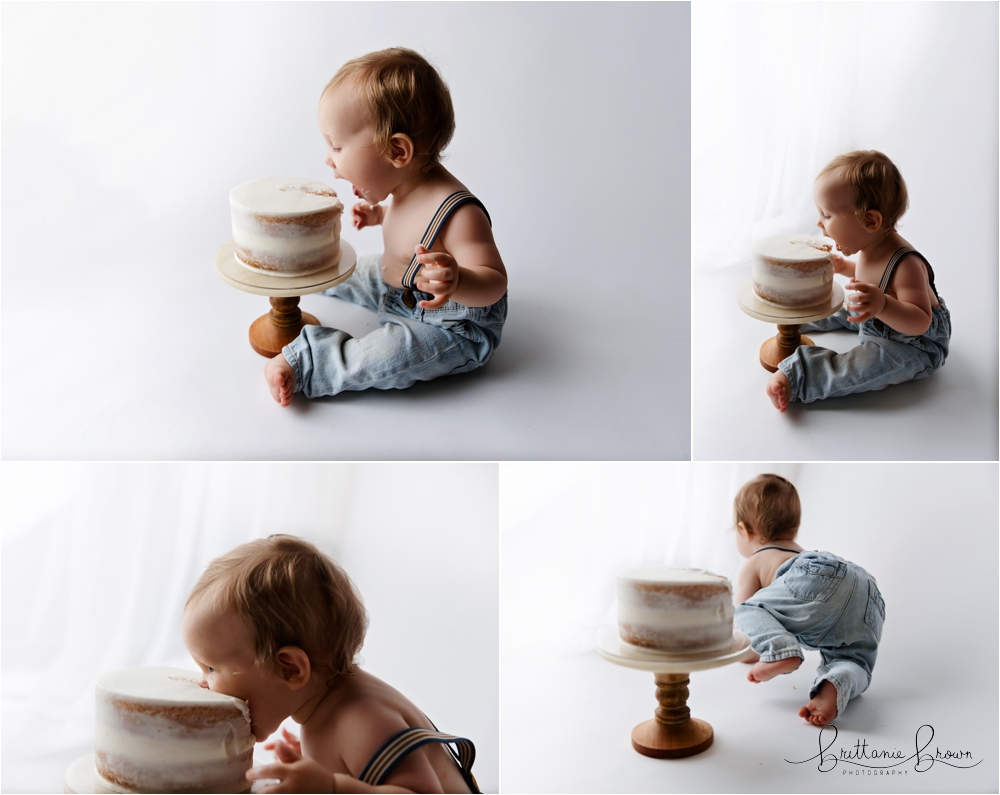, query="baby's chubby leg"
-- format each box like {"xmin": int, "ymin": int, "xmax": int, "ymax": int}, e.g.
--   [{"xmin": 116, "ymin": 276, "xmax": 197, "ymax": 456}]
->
[
  {"xmin": 799, "ymin": 307, "xmax": 856, "ymax": 334},
  {"xmin": 776, "ymin": 336, "xmax": 937, "ymax": 406},
  {"xmin": 802, "ymin": 652, "xmax": 874, "ymax": 724},
  {"xmin": 283, "ymin": 312, "xmax": 493, "ymax": 398},
  {"xmin": 734, "ymin": 602, "xmax": 804, "ymax": 683},
  {"xmin": 321, "ymin": 253, "xmax": 384, "ymax": 311}
]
